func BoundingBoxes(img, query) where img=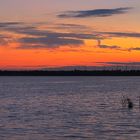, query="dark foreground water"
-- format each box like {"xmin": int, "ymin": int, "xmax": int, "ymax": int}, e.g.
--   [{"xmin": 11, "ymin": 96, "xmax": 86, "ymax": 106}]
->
[{"xmin": 0, "ymin": 76, "xmax": 140, "ymax": 140}]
